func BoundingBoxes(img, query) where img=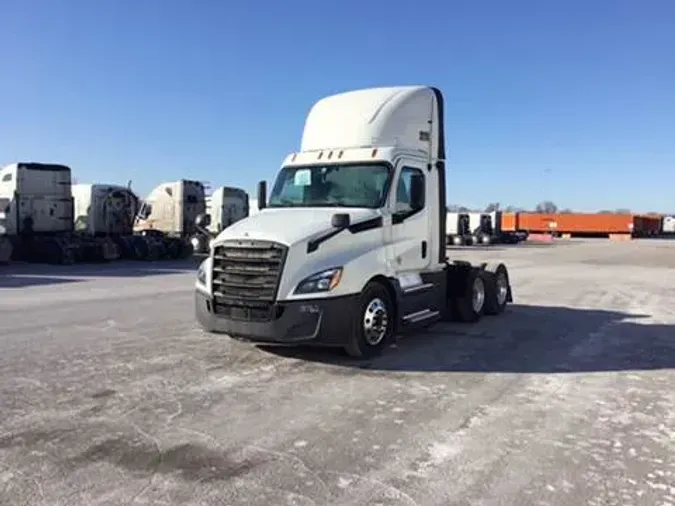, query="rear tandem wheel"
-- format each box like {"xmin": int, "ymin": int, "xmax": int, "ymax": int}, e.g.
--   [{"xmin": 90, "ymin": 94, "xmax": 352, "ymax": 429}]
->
[{"xmin": 450, "ymin": 263, "xmax": 511, "ymax": 322}]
